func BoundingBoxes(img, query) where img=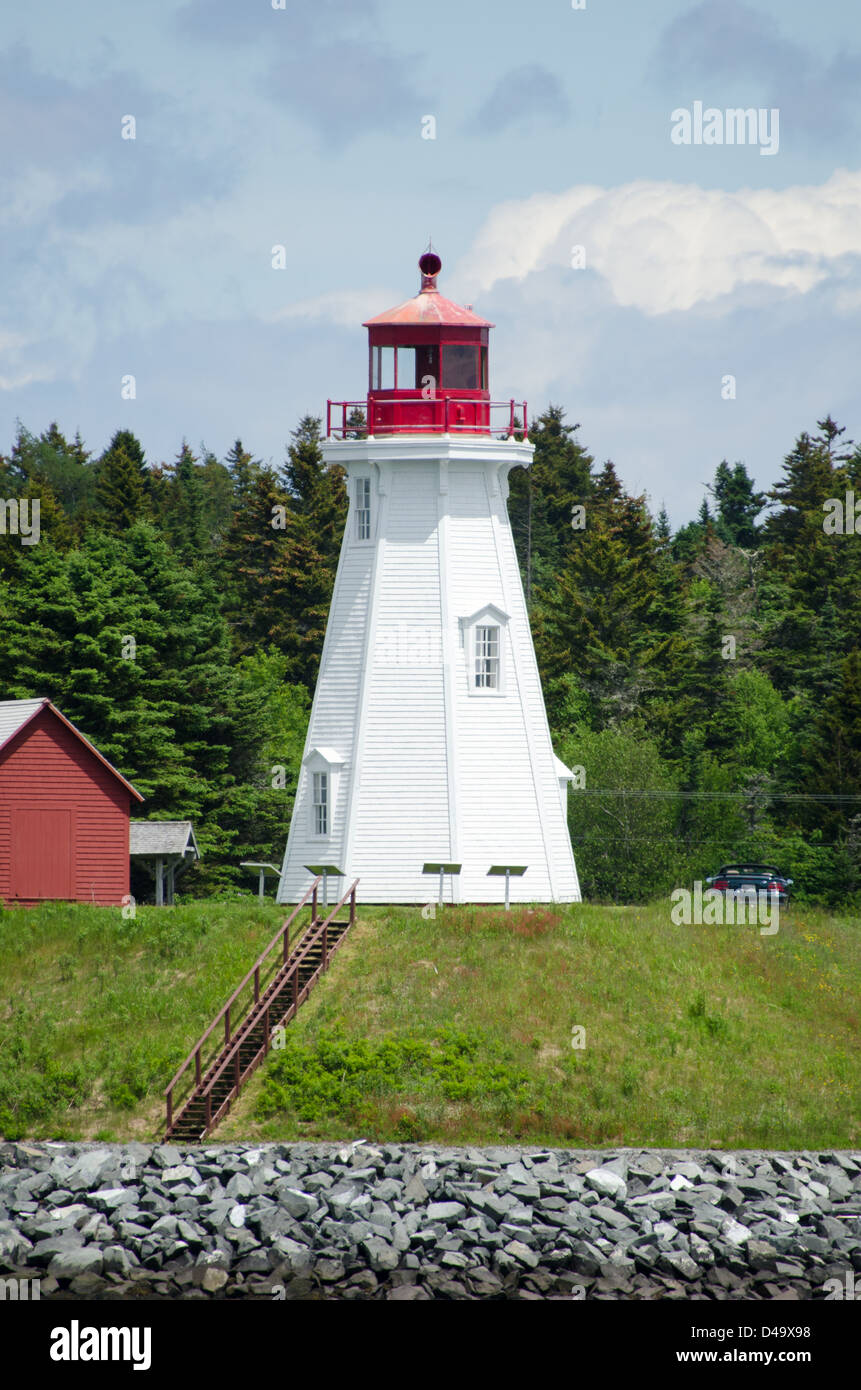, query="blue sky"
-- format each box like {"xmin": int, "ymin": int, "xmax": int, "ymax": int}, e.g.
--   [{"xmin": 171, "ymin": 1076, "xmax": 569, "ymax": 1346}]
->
[{"xmin": 1, "ymin": 0, "xmax": 860, "ymax": 523}]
